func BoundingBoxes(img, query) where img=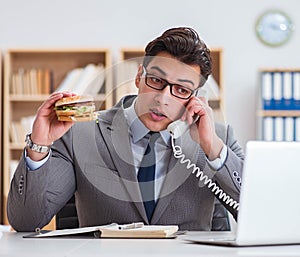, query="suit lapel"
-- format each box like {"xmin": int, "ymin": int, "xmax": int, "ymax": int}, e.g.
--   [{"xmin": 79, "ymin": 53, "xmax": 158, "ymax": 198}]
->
[
  {"xmin": 151, "ymin": 133, "xmax": 205, "ymax": 224},
  {"xmin": 98, "ymin": 105, "xmax": 148, "ymax": 222}
]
